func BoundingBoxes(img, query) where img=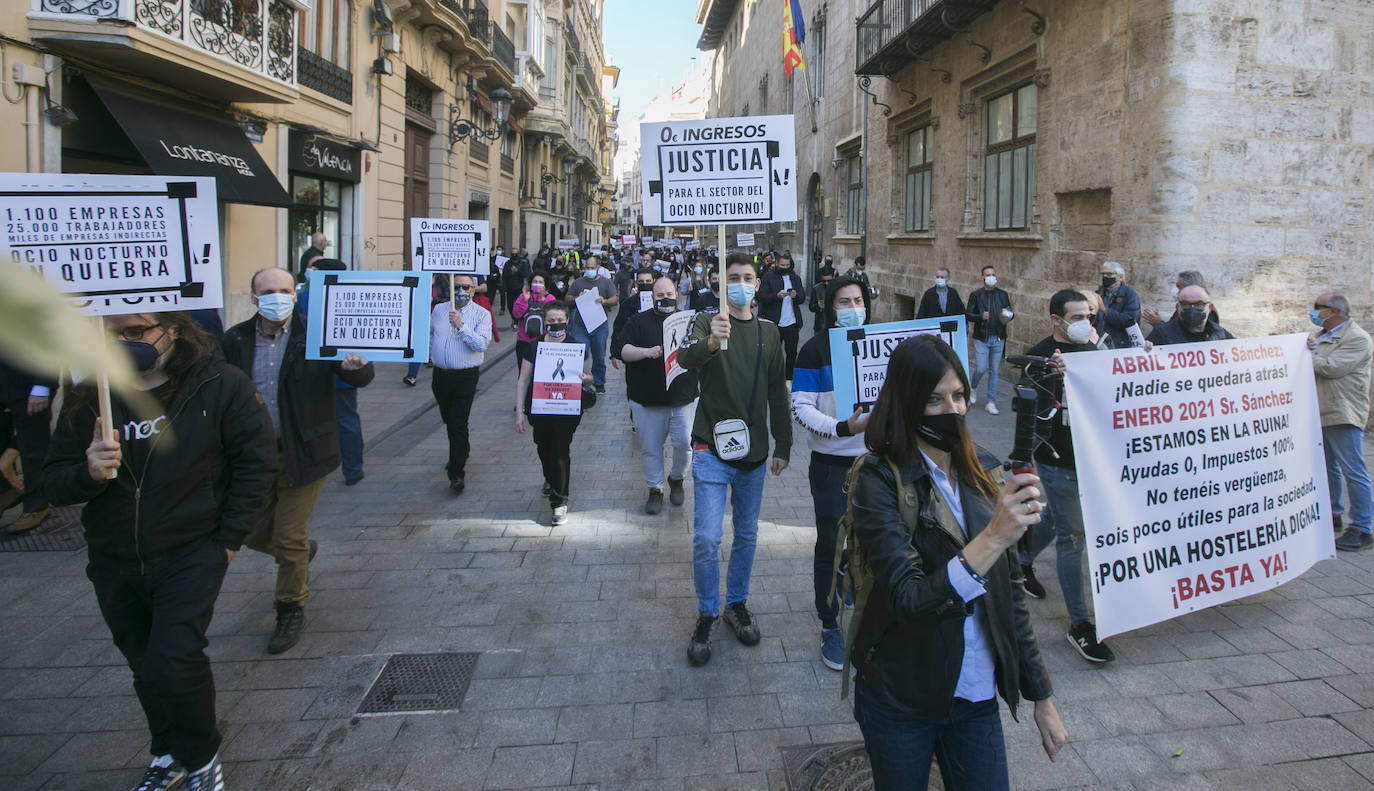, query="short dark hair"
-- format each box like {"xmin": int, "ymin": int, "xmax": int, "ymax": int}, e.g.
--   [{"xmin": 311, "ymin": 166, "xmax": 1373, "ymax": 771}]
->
[
  {"xmin": 529, "ymin": 268, "xmax": 550, "ymax": 285},
  {"xmin": 1049, "ymin": 289, "xmax": 1090, "ymax": 318},
  {"xmin": 981, "ymin": 265, "xmax": 996, "ymax": 276},
  {"xmin": 823, "ymin": 276, "xmax": 869, "ymax": 329},
  {"xmin": 724, "ymin": 253, "xmax": 758, "ymax": 276}
]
